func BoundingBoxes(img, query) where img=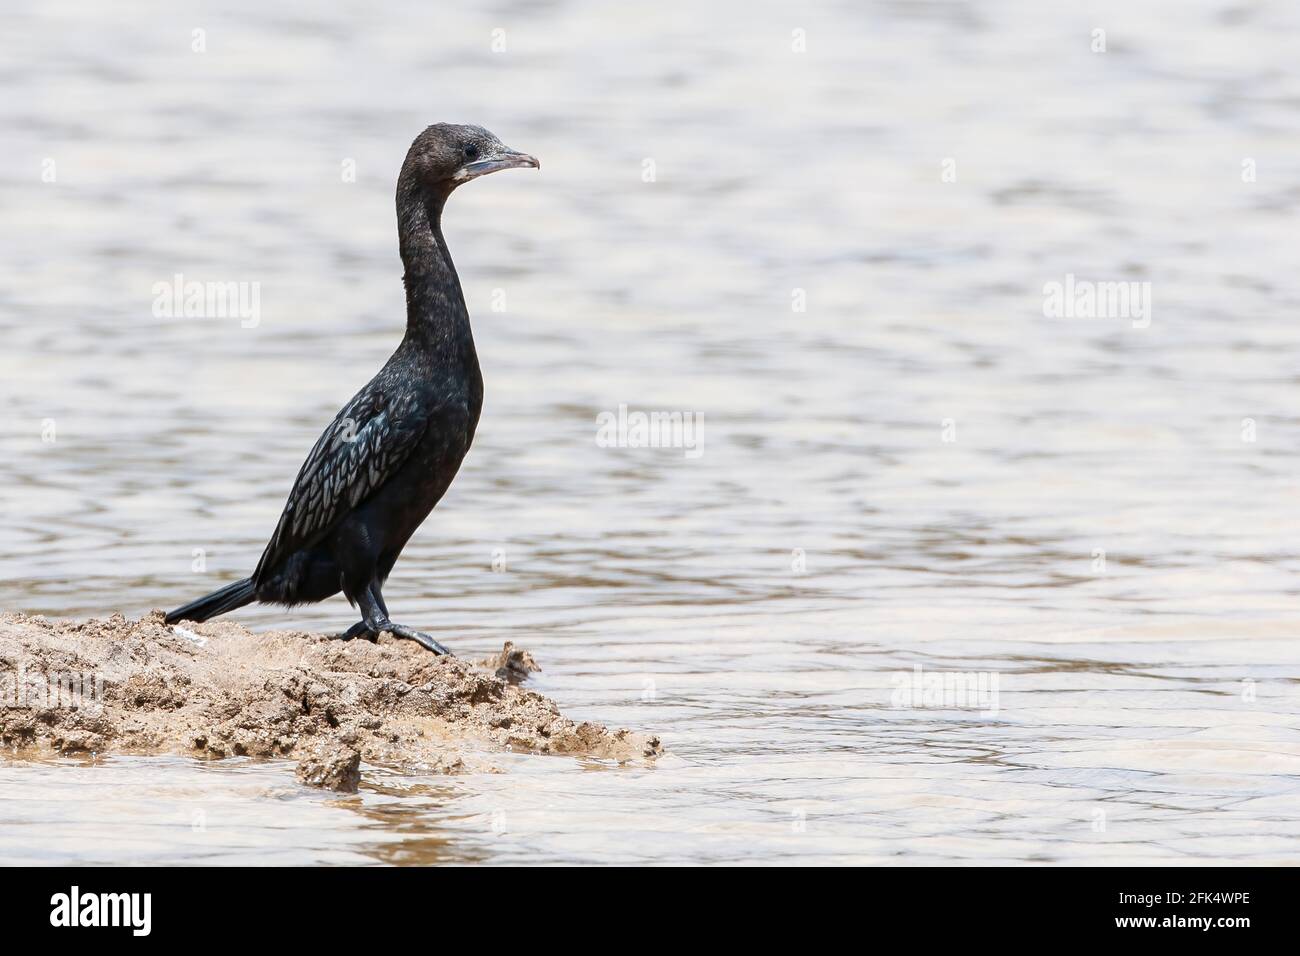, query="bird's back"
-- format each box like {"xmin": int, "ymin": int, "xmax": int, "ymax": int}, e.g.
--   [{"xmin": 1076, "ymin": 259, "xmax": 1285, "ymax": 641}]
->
[{"xmin": 251, "ymin": 344, "xmax": 470, "ymax": 591}]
